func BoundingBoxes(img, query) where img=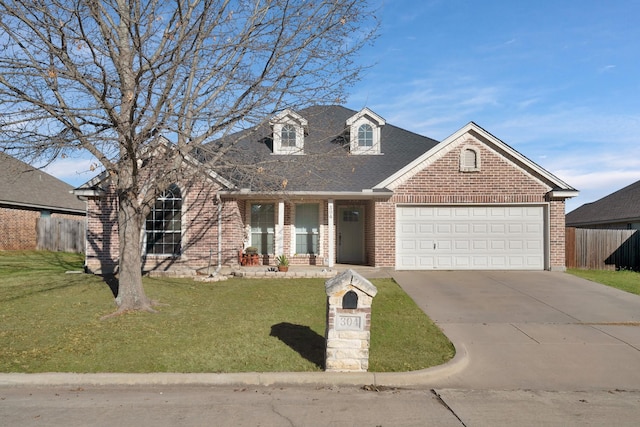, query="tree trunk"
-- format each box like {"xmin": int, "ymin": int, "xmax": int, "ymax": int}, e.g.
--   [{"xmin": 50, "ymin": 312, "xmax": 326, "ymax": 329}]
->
[{"xmin": 115, "ymin": 193, "xmax": 154, "ymax": 313}]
